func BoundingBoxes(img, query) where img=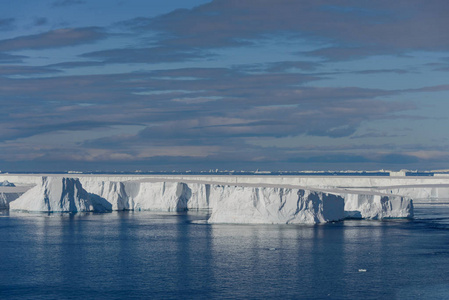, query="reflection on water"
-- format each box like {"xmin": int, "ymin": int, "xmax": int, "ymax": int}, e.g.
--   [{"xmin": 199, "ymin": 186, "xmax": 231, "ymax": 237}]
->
[{"xmin": 1, "ymin": 208, "xmax": 449, "ymax": 299}]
